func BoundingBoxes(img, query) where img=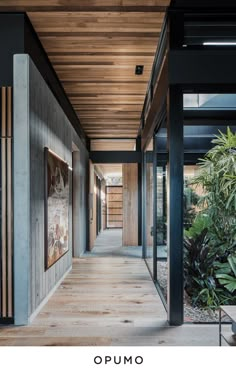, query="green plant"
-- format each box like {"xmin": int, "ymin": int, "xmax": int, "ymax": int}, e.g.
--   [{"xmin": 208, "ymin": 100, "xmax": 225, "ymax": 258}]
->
[
  {"xmin": 184, "ymin": 213, "xmax": 211, "ymax": 239},
  {"xmin": 184, "ymin": 231, "xmax": 236, "ymax": 308},
  {"xmin": 215, "ymin": 254, "xmax": 236, "ymax": 293},
  {"xmin": 184, "ymin": 229, "xmax": 220, "ymax": 308},
  {"xmin": 183, "ymin": 185, "xmax": 200, "ymax": 229},
  {"xmin": 190, "ymin": 127, "xmax": 236, "ymax": 254},
  {"xmin": 183, "ymin": 128, "xmax": 236, "ymax": 309}
]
